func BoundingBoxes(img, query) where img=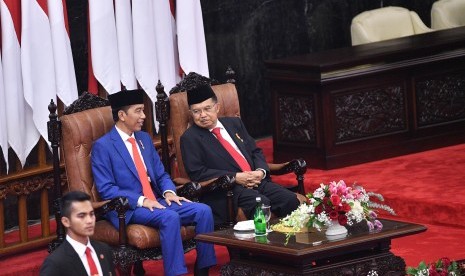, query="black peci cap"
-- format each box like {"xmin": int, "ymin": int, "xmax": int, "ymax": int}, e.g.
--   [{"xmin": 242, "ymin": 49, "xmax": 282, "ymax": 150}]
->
[
  {"xmin": 186, "ymin": 85, "xmax": 216, "ymax": 106},
  {"xmin": 108, "ymin": 89, "xmax": 144, "ymax": 110}
]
